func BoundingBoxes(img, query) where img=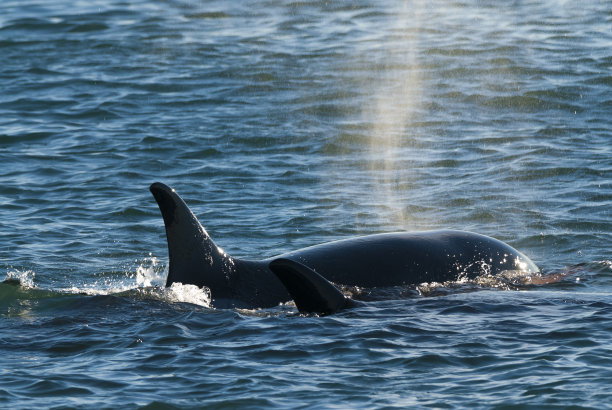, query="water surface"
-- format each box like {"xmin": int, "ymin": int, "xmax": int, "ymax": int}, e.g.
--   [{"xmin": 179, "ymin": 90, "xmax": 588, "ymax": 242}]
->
[{"xmin": 1, "ymin": 0, "xmax": 611, "ymax": 408}]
